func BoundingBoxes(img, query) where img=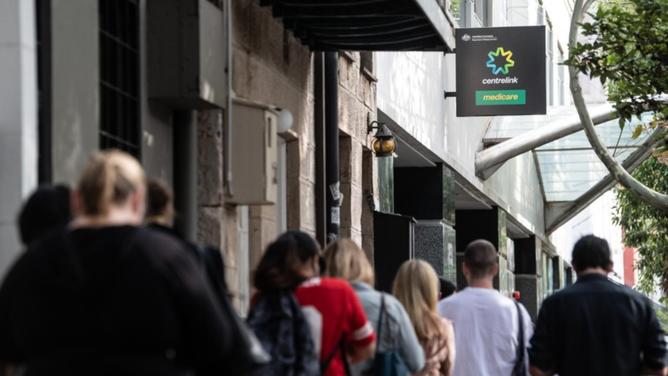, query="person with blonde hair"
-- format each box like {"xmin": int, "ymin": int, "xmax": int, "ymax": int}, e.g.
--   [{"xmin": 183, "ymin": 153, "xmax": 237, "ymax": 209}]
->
[
  {"xmin": 393, "ymin": 260, "xmax": 455, "ymax": 376},
  {"xmin": 0, "ymin": 150, "xmax": 235, "ymax": 375},
  {"xmin": 323, "ymin": 239, "xmax": 425, "ymax": 376}
]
